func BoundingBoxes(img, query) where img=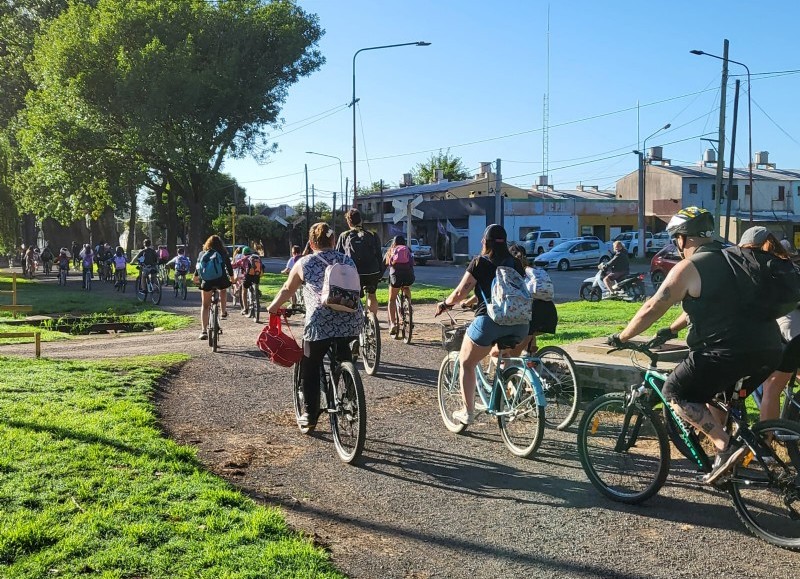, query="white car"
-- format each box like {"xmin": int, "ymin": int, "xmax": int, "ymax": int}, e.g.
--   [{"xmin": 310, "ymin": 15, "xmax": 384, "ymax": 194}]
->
[
  {"xmin": 537, "ymin": 239, "xmax": 611, "ymax": 271},
  {"xmin": 612, "ymin": 231, "xmax": 654, "ymax": 257}
]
